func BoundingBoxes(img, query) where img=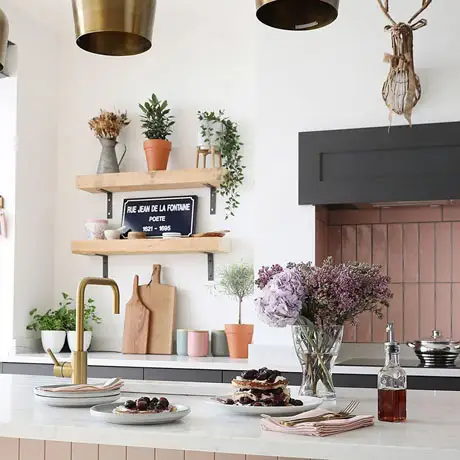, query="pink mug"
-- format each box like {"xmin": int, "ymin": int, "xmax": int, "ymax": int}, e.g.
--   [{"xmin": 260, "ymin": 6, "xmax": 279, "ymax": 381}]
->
[{"xmin": 187, "ymin": 330, "xmax": 209, "ymax": 357}]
